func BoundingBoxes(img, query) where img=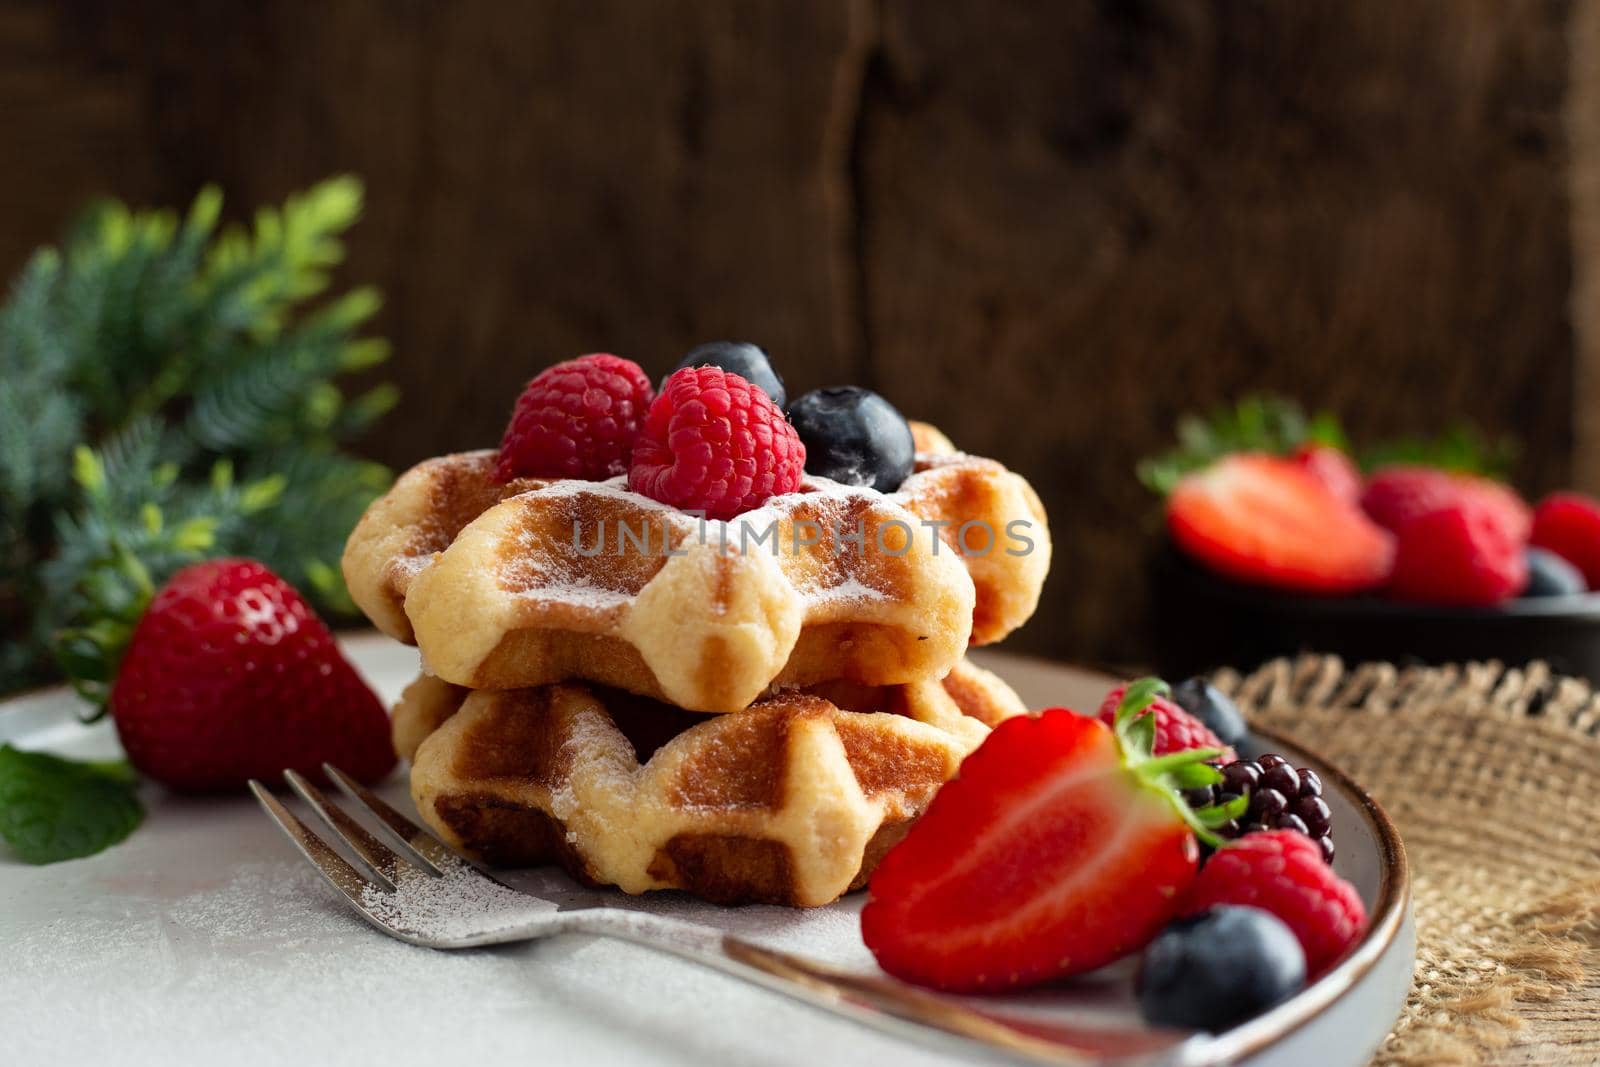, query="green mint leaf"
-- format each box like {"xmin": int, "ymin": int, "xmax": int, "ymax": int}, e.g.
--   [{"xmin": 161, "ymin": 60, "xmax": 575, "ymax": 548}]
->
[{"xmin": 0, "ymin": 745, "xmax": 143, "ymax": 864}]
